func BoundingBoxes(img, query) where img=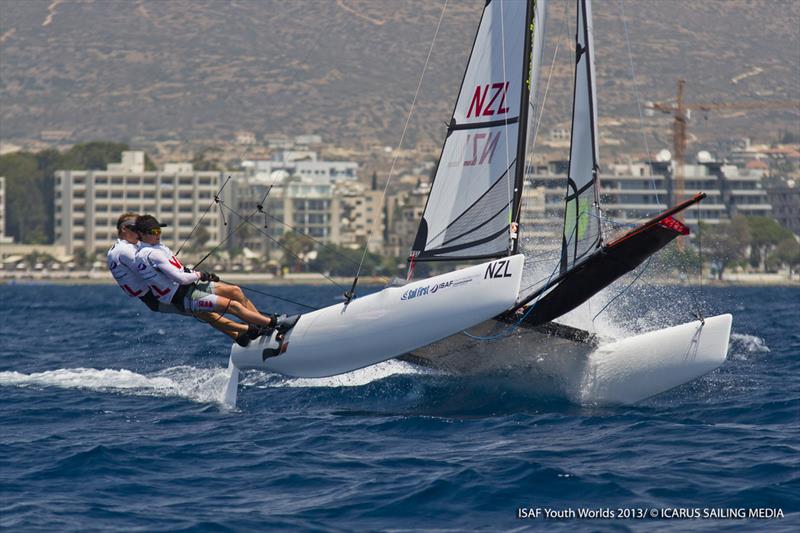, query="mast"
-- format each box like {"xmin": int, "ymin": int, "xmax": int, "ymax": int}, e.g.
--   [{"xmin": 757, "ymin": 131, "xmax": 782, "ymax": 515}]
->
[{"xmin": 510, "ymin": 0, "xmax": 537, "ymax": 255}]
